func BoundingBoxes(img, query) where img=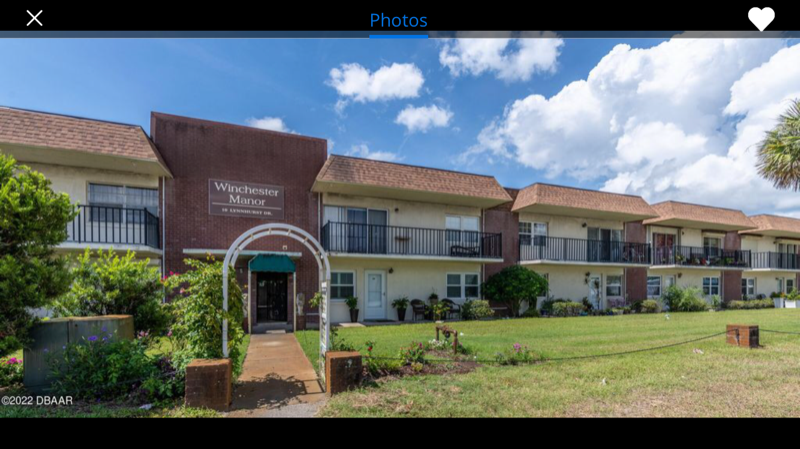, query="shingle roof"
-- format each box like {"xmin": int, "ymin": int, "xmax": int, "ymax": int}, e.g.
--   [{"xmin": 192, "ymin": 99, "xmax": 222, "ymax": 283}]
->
[
  {"xmin": 314, "ymin": 155, "xmax": 512, "ymax": 202},
  {"xmin": 643, "ymin": 201, "xmax": 755, "ymax": 230},
  {"xmin": 0, "ymin": 106, "xmax": 163, "ymax": 162},
  {"xmin": 512, "ymin": 183, "xmax": 657, "ymax": 220},
  {"xmin": 741, "ymin": 215, "xmax": 800, "ymax": 237}
]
